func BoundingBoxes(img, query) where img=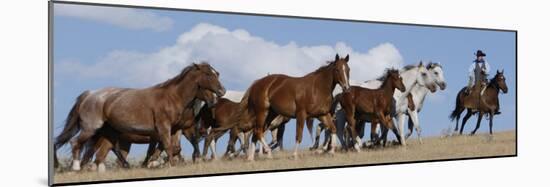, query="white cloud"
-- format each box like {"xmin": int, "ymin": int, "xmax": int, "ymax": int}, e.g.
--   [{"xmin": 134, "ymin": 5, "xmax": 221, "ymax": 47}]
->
[
  {"xmin": 56, "ymin": 23, "xmax": 404, "ymax": 91},
  {"xmin": 55, "ymin": 4, "xmax": 173, "ymax": 32}
]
